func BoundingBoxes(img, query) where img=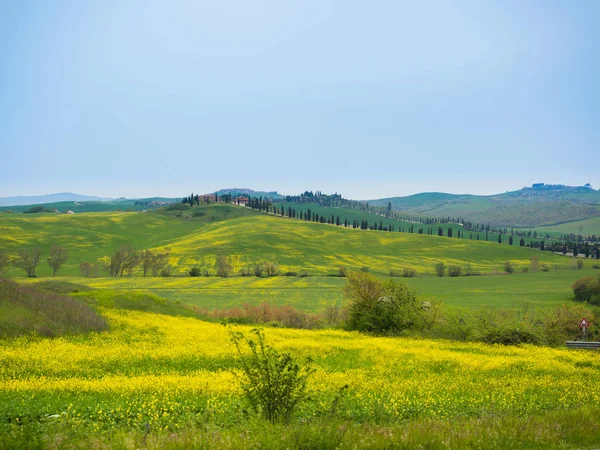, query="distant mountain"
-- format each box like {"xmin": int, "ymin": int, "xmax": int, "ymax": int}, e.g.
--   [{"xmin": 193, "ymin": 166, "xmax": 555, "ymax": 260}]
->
[
  {"xmin": 213, "ymin": 188, "xmax": 283, "ymax": 199},
  {"xmin": 369, "ymin": 184, "xmax": 600, "ymax": 228},
  {"xmin": 0, "ymin": 192, "xmax": 102, "ymax": 207}
]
